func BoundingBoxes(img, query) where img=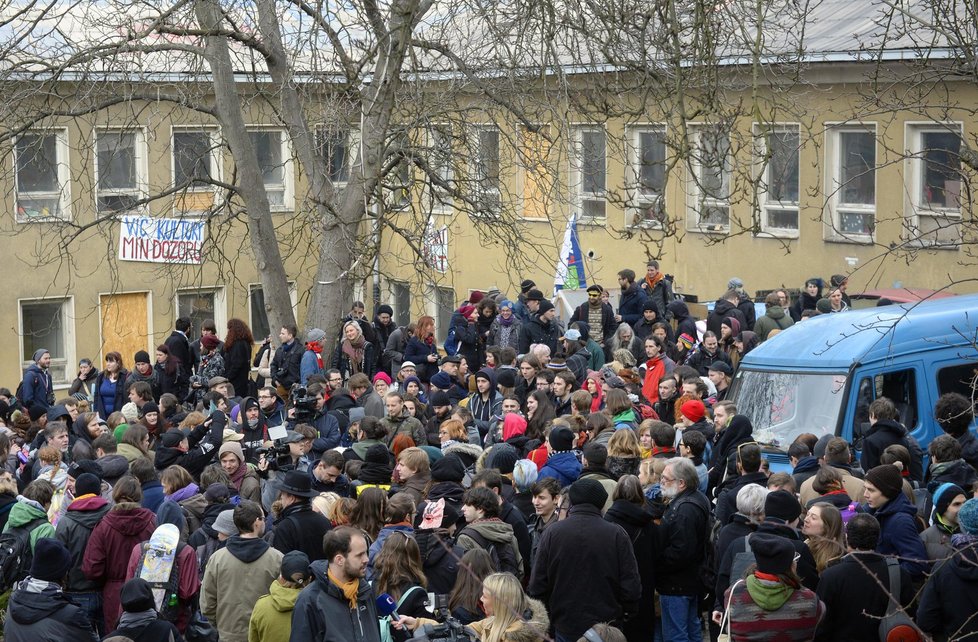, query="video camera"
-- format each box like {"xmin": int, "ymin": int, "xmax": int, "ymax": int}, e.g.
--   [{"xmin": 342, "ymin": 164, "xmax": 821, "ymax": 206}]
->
[
  {"xmin": 289, "ymin": 385, "xmax": 318, "ymax": 424},
  {"xmin": 256, "ymin": 423, "xmax": 293, "ymax": 470},
  {"xmin": 411, "ymin": 594, "xmax": 478, "ymax": 642}
]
